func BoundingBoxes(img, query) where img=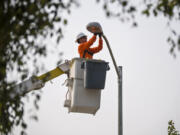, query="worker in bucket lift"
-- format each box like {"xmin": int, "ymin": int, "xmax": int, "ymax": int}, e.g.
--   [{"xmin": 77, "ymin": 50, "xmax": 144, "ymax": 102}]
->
[{"xmin": 76, "ymin": 32, "xmax": 103, "ymax": 59}]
